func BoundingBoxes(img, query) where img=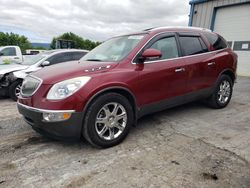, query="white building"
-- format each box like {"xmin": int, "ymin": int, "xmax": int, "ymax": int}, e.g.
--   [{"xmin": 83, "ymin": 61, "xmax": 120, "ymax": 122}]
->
[{"xmin": 189, "ymin": 0, "xmax": 250, "ymax": 76}]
